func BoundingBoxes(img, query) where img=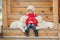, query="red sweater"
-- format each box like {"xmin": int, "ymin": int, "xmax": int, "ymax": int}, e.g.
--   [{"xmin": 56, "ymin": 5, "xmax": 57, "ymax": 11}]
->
[{"xmin": 26, "ymin": 13, "xmax": 38, "ymax": 26}]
